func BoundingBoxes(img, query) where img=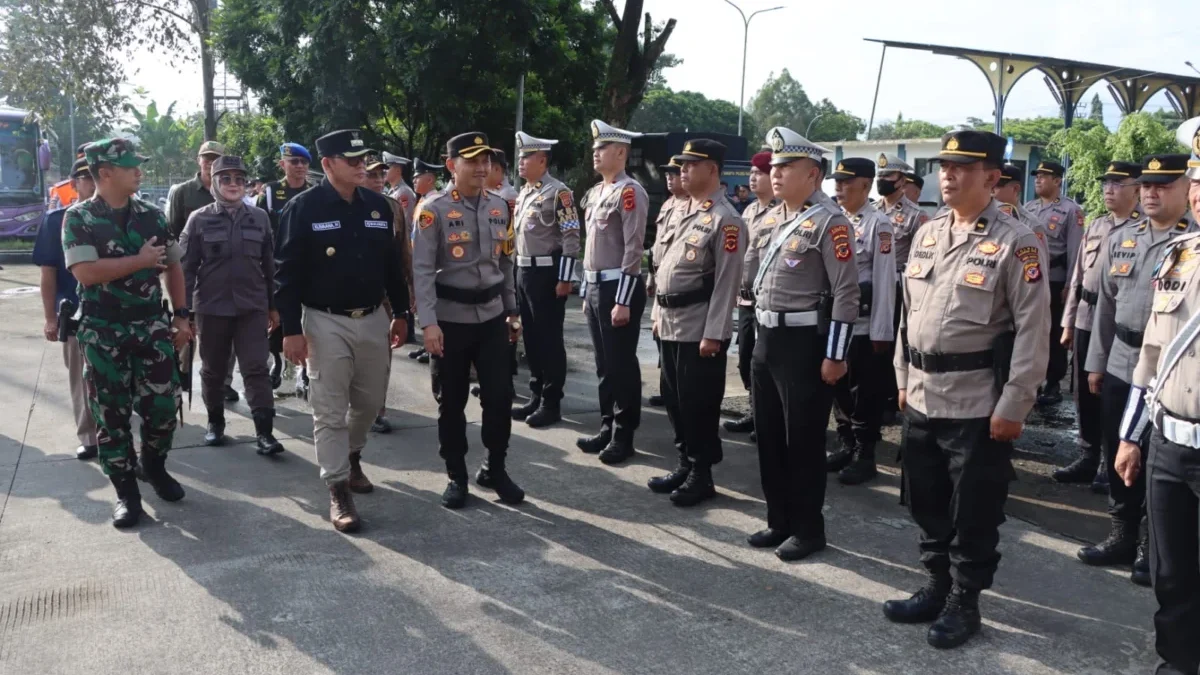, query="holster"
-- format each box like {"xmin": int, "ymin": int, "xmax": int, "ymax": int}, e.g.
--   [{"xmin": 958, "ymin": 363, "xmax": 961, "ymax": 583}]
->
[
  {"xmin": 817, "ymin": 292, "xmax": 833, "ymax": 336},
  {"xmin": 992, "ymin": 331, "xmax": 1016, "ymax": 393},
  {"xmin": 56, "ymin": 298, "xmax": 79, "ymax": 342},
  {"xmin": 858, "ymin": 281, "xmax": 873, "ymax": 317}
]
